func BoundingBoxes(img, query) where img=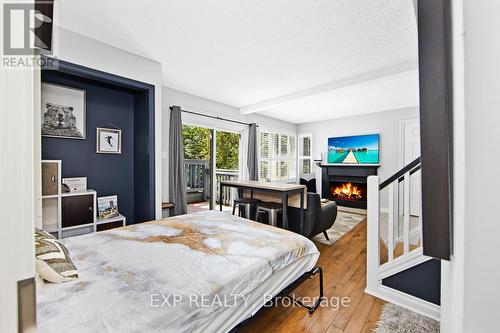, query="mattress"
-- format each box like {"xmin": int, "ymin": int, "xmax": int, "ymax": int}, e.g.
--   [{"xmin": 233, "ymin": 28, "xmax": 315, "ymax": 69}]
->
[{"xmin": 36, "ymin": 210, "xmax": 319, "ymax": 333}]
